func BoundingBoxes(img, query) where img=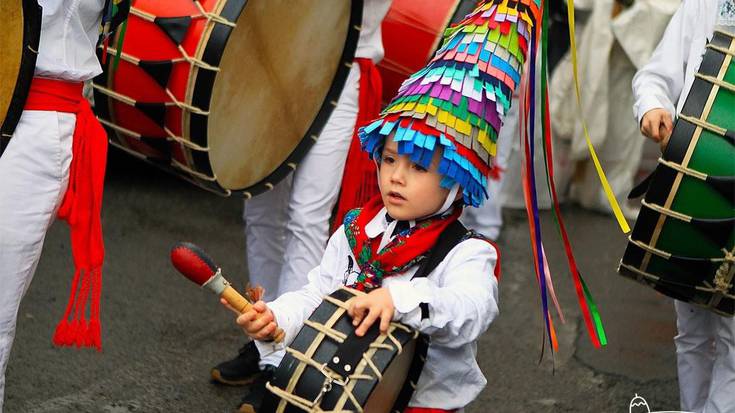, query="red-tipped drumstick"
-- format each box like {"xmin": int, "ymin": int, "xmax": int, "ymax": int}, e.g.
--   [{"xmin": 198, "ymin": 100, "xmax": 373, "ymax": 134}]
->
[{"xmin": 170, "ymin": 242, "xmax": 285, "ymax": 343}]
